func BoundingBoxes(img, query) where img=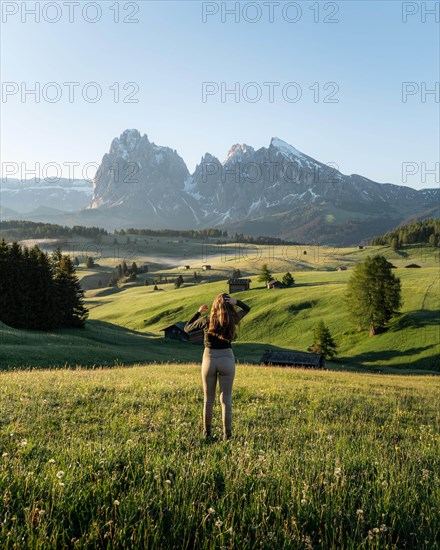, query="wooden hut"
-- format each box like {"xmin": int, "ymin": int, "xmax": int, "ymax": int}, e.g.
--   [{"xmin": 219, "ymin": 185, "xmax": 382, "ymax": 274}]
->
[
  {"xmin": 405, "ymin": 263, "xmax": 421, "ymax": 268},
  {"xmin": 161, "ymin": 322, "xmax": 203, "ymax": 345},
  {"xmin": 267, "ymin": 278, "xmax": 285, "ymax": 289},
  {"xmin": 337, "ymin": 266, "xmax": 347, "ymax": 271},
  {"xmin": 202, "ymin": 264, "xmax": 211, "ymax": 270},
  {"xmin": 228, "ymin": 278, "xmax": 251, "ymax": 293},
  {"xmin": 260, "ymin": 350, "xmax": 325, "ymax": 370}
]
